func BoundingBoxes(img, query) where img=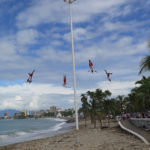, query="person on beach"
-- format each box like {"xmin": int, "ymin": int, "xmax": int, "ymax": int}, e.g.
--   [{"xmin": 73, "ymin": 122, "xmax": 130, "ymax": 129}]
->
[{"xmin": 122, "ymin": 114, "xmax": 126, "ymax": 120}]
